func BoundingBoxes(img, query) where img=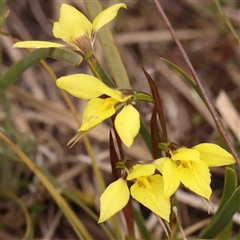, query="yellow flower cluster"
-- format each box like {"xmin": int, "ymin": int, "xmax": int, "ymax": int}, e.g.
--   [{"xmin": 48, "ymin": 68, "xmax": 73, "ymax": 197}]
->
[
  {"xmin": 13, "ymin": 2, "xmax": 236, "ymax": 224},
  {"xmin": 99, "ymin": 143, "xmax": 234, "ymax": 222},
  {"xmin": 56, "ymin": 74, "xmax": 140, "ymax": 147}
]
